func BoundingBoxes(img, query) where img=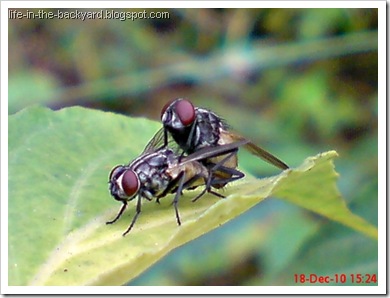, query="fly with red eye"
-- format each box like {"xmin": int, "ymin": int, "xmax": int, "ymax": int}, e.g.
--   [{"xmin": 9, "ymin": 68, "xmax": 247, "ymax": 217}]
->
[
  {"xmin": 107, "ymin": 140, "xmax": 249, "ymax": 236},
  {"xmin": 160, "ymin": 98, "xmax": 289, "ymax": 185}
]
